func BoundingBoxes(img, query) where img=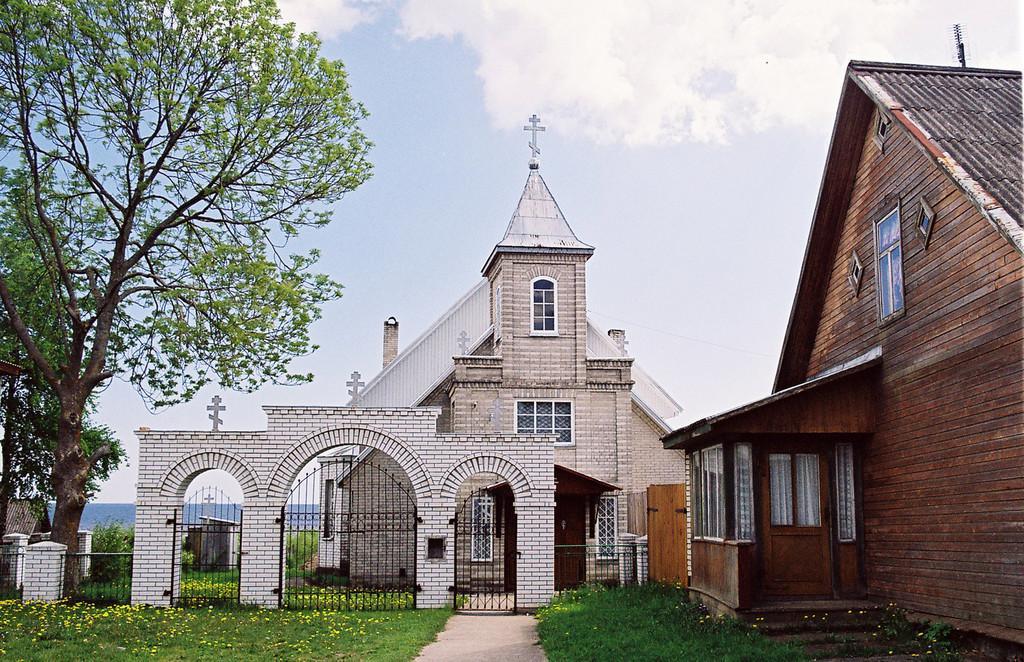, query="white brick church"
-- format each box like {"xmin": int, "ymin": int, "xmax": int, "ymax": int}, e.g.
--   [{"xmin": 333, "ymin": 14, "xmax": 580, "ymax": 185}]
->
[{"xmin": 130, "ymin": 128, "xmax": 687, "ymax": 610}]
